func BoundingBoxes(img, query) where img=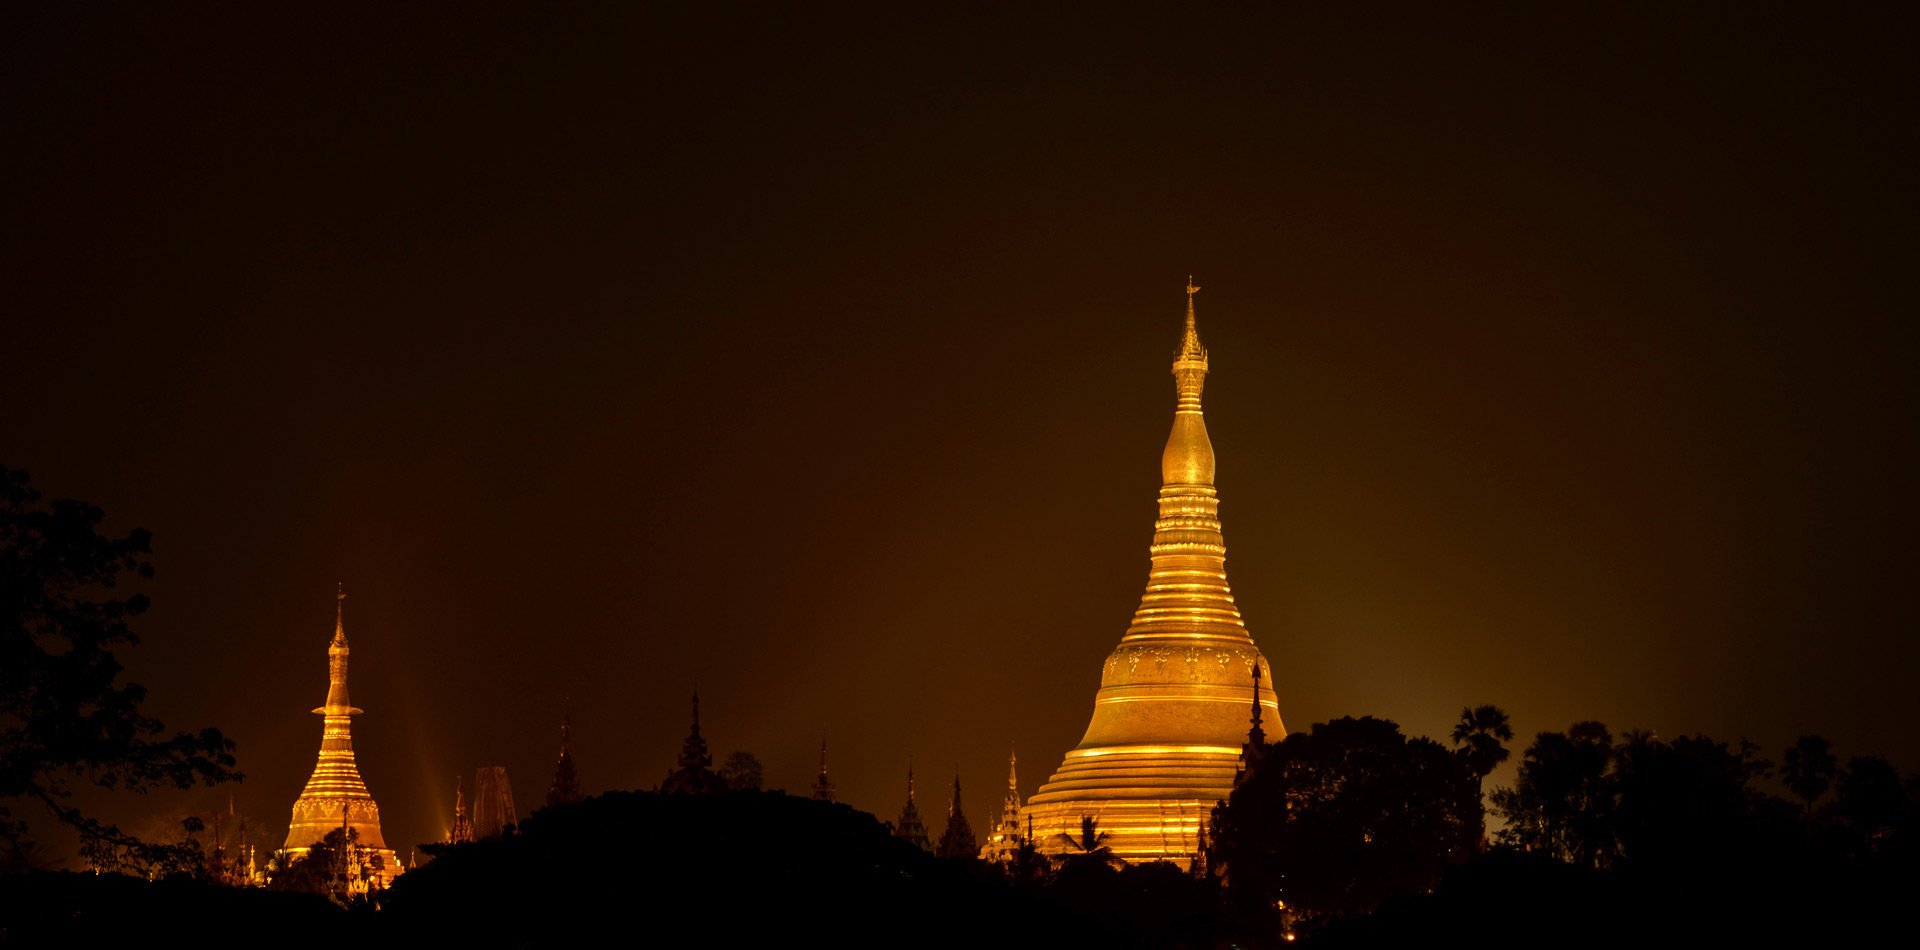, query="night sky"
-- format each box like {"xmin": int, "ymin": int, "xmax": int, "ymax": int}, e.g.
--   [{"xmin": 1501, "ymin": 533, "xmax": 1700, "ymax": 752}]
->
[{"xmin": 5, "ymin": 5, "xmax": 1915, "ymax": 862}]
